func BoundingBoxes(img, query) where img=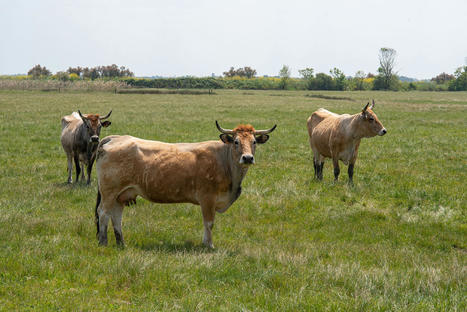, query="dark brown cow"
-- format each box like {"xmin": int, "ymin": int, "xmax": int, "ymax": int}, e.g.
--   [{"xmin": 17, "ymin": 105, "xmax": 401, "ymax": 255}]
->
[
  {"xmin": 95, "ymin": 121, "xmax": 276, "ymax": 248},
  {"xmin": 60, "ymin": 110, "xmax": 112, "ymax": 184},
  {"xmin": 307, "ymin": 100, "xmax": 386, "ymax": 184}
]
